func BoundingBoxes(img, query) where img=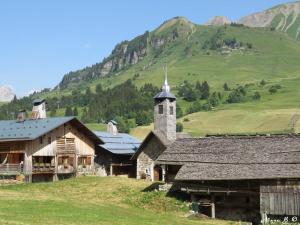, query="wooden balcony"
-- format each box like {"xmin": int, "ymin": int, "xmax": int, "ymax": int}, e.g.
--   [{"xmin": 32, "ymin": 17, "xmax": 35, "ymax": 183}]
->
[
  {"xmin": 57, "ymin": 164, "xmax": 75, "ymax": 174},
  {"xmin": 32, "ymin": 163, "xmax": 55, "ymax": 174},
  {"xmin": 0, "ymin": 164, "xmax": 23, "ymax": 175}
]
